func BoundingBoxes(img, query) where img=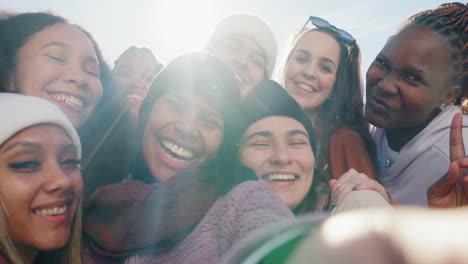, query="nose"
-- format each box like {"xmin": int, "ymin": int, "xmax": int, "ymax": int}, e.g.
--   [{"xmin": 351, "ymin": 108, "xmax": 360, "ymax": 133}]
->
[
  {"xmin": 65, "ymin": 65, "xmax": 88, "ymax": 89},
  {"xmin": 377, "ymin": 72, "xmax": 398, "ymax": 96},
  {"xmin": 233, "ymin": 50, "xmax": 249, "ymax": 68},
  {"xmin": 174, "ymin": 113, "xmax": 199, "ymax": 142},
  {"xmin": 302, "ymin": 62, "xmax": 317, "ymax": 80},
  {"xmin": 269, "ymin": 143, "xmax": 293, "ymax": 166},
  {"xmin": 43, "ymin": 163, "xmax": 75, "ymax": 194}
]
